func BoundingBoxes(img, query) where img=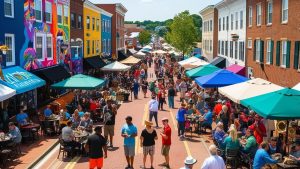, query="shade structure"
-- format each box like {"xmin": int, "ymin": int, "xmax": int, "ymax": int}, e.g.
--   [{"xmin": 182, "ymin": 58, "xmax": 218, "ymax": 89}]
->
[
  {"xmin": 195, "ymin": 69, "xmax": 248, "ymax": 88},
  {"xmin": 142, "ymin": 45, "xmax": 152, "ymax": 50},
  {"xmin": 218, "ymin": 78, "xmax": 284, "ymax": 104},
  {"xmin": 178, "ymin": 57, "xmax": 202, "ymax": 67},
  {"xmin": 292, "ymin": 83, "xmax": 300, "ymax": 91},
  {"xmin": 0, "ymin": 84, "xmax": 16, "ymax": 102},
  {"xmin": 151, "ymin": 50, "xmax": 167, "ymax": 54},
  {"xmin": 134, "ymin": 51, "xmax": 146, "ymax": 58},
  {"xmin": 226, "ymin": 64, "xmax": 246, "ymax": 76},
  {"xmin": 128, "ymin": 48, "xmax": 137, "ymax": 54},
  {"xmin": 168, "ymin": 50, "xmax": 180, "ymax": 56},
  {"xmin": 120, "ymin": 56, "xmax": 141, "ymax": 65},
  {"xmin": 101, "ymin": 61, "xmax": 131, "ymax": 71},
  {"xmin": 211, "ymin": 56, "xmax": 226, "ymax": 68},
  {"xmin": 185, "ymin": 64, "xmax": 220, "ymax": 79},
  {"xmin": 240, "ymin": 88, "xmax": 300, "ymax": 120},
  {"xmin": 51, "ymin": 74, "xmax": 105, "ymax": 90},
  {"xmin": 183, "ymin": 59, "xmax": 209, "ymax": 69}
]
